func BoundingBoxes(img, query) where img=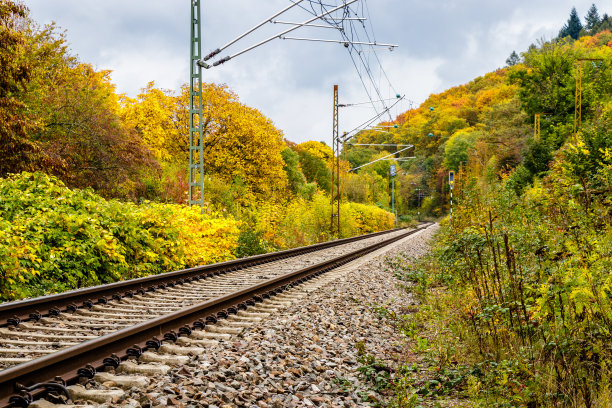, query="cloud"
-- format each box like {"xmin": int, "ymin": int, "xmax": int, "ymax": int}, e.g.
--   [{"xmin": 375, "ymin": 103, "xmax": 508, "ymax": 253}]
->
[{"xmin": 25, "ymin": 0, "xmax": 602, "ymax": 144}]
